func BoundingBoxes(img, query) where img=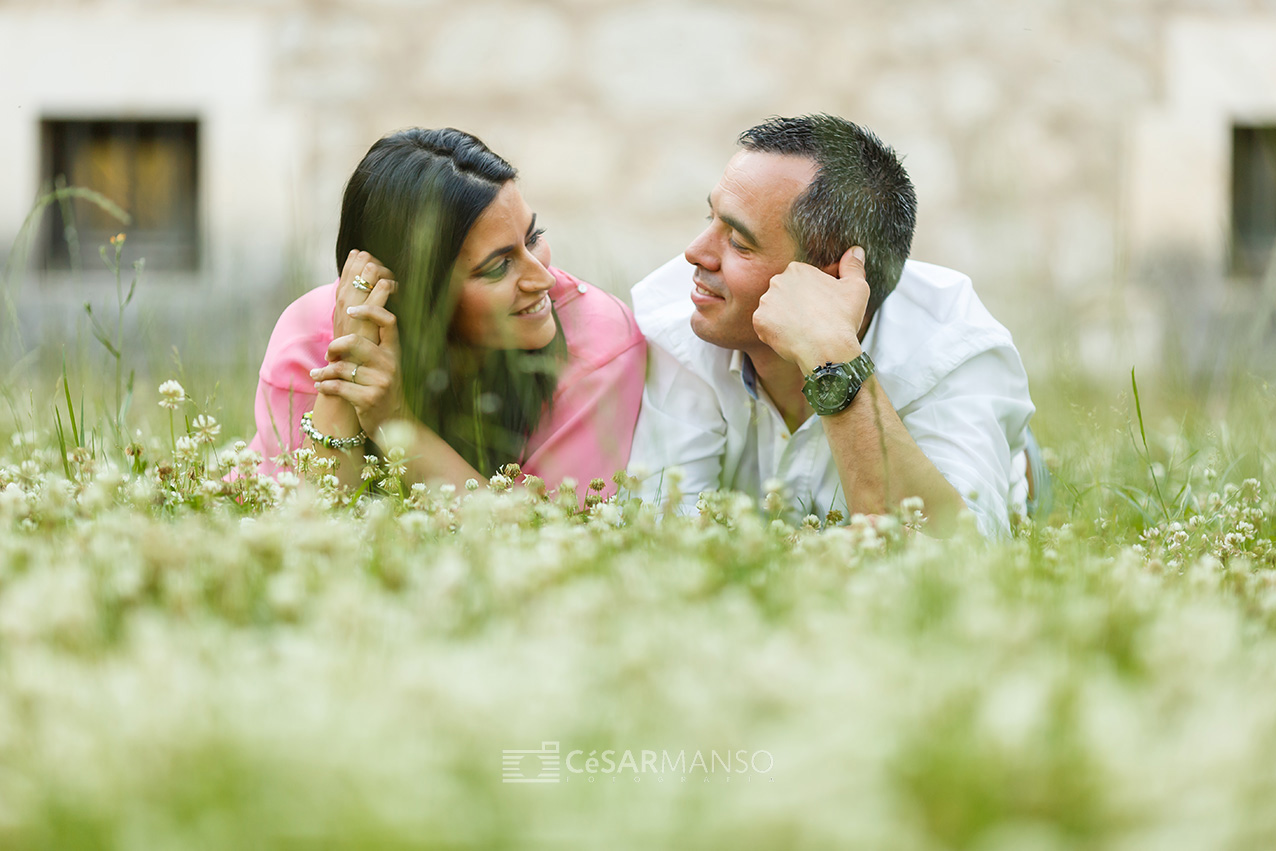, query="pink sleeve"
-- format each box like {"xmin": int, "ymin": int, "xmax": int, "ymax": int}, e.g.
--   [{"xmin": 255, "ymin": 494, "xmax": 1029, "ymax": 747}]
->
[
  {"xmin": 247, "ymin": 378, "xmax": 316, "ymax": 476},
  {"xmin": 245, "ymin": 282, "xmax": 336, "ymax": 476}
]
